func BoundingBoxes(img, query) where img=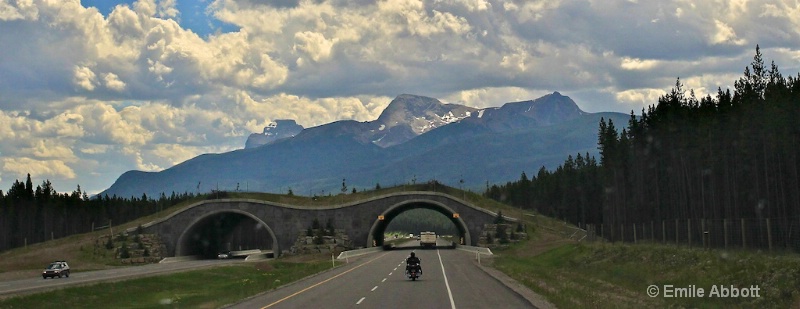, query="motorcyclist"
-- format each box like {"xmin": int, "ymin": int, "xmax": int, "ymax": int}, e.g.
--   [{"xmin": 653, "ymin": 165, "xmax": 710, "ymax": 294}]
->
[{"xmin": 406, "ymin": 252, "xmax": 421, "ymax": 275}]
